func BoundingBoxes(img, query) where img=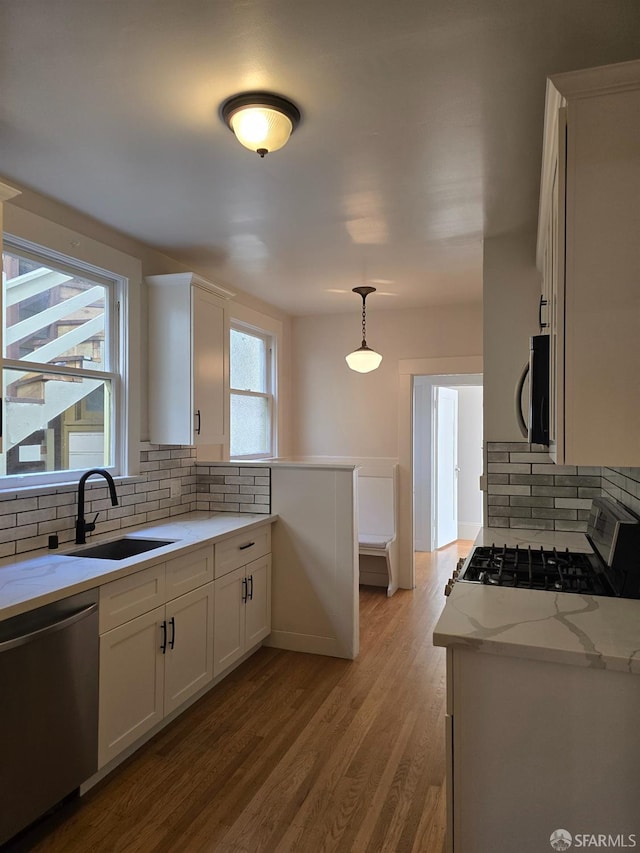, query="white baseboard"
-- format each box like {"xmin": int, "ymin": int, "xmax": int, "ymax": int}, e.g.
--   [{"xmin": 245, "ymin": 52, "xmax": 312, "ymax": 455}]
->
[
  {"xmin": 264, "ymin": 629, "xmax": 353, "ymax": 659},
  {"xmin": 458, "ymin": 521, "xmax": 481, "ymax": 540}
]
